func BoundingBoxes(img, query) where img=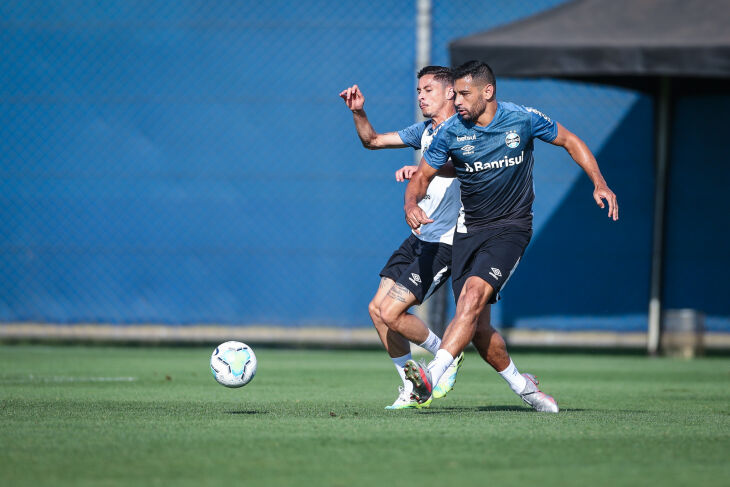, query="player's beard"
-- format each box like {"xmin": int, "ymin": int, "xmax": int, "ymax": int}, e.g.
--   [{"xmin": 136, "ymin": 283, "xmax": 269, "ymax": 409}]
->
[{"xmin": 459, "ymin": 96, "xmax": 487, "ymax": 121}]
